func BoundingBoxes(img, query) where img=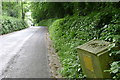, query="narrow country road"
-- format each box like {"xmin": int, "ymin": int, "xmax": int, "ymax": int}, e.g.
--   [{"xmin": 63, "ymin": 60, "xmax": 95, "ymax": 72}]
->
[{"xmin": 0, "ymin": 27, "xmax": 50, "ymax": 78}]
